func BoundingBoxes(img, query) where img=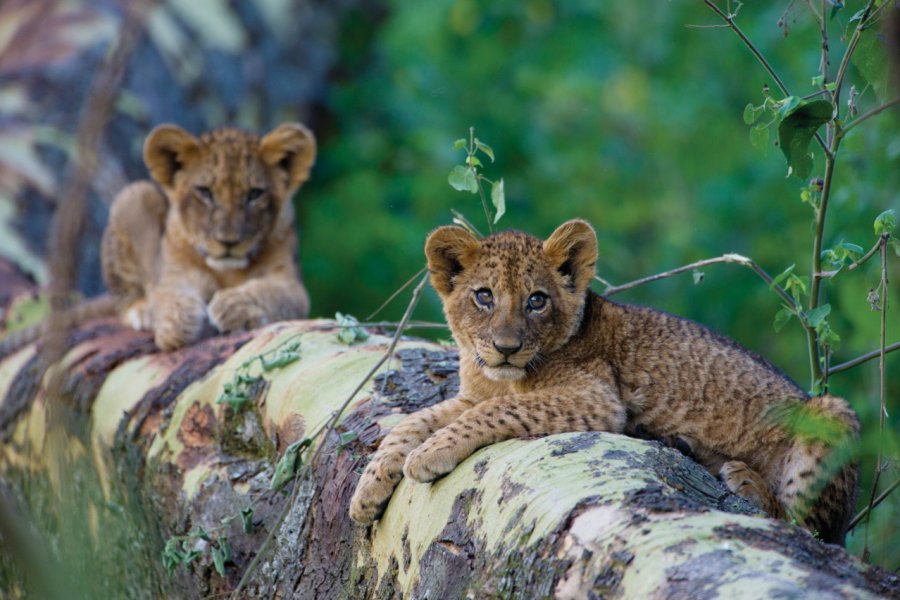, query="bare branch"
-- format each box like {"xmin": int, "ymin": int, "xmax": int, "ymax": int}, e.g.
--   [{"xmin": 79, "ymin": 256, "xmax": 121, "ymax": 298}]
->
[
  {"xmin": 827, "ymin": 341, "xmax": 900, "ymax": 375},
  {"xmin": 841, "ymin": 96, "xmax": 900, "ymax": 136},
  {"xmin": 601, "ymin": 253, "xmax": 799, "ymax": 311}
]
